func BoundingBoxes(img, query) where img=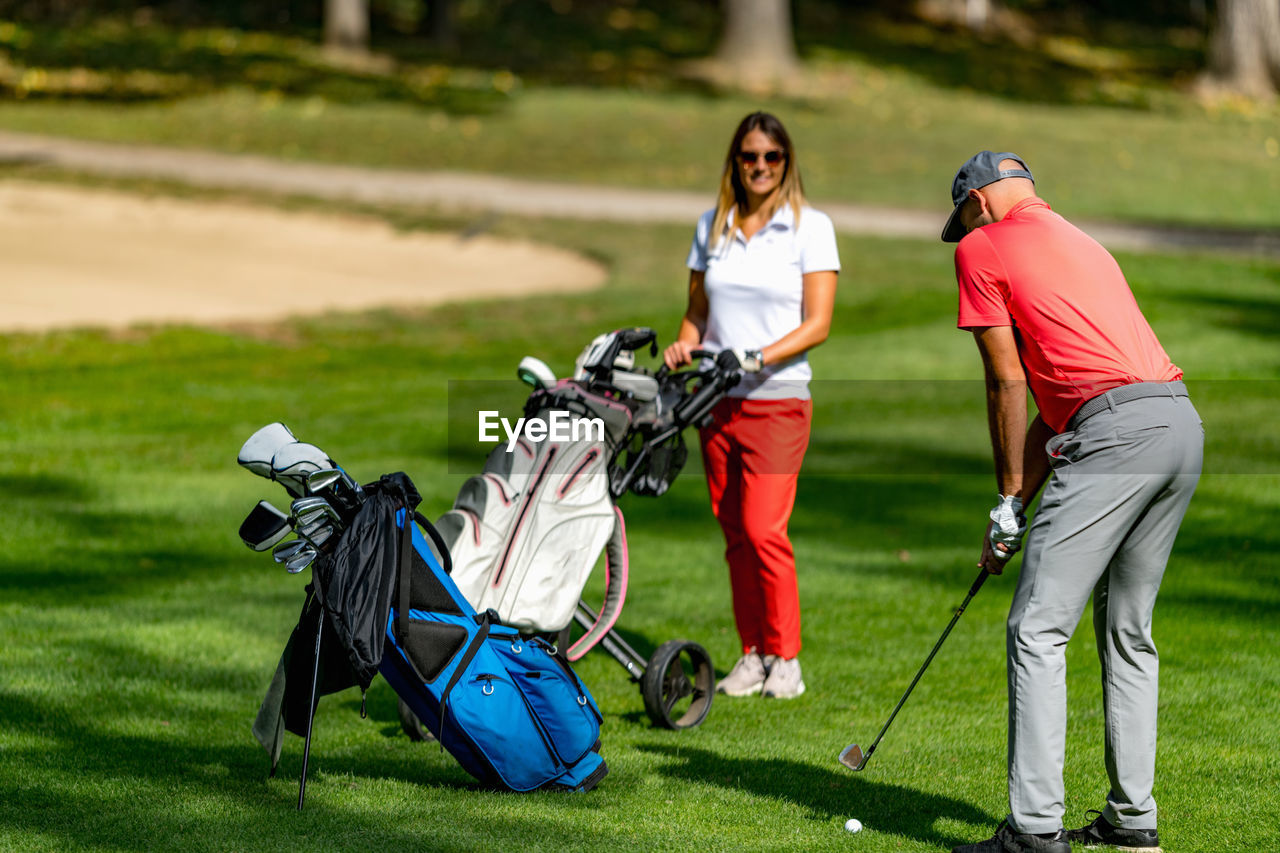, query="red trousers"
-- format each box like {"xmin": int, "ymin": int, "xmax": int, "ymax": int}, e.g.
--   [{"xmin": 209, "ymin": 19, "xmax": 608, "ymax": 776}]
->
[{"xmin": 699, "ymin": 397, "xmax": 812, "ymax": 660}]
